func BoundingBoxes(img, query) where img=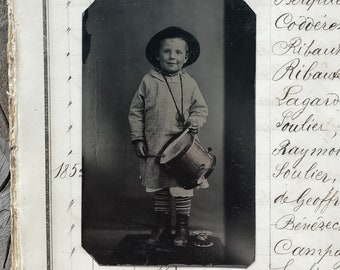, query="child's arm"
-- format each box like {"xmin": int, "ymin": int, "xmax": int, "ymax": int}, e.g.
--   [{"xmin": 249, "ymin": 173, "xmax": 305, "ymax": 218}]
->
[
  {"xmin": 128, "ymin": 80, "xmax": 147, "ymax": 157},
  {"xmin": 187, "ymin": 83, "xmax": 208, "ymax": 134}
]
